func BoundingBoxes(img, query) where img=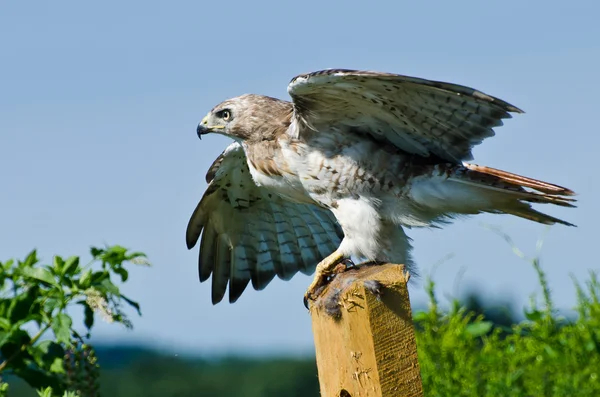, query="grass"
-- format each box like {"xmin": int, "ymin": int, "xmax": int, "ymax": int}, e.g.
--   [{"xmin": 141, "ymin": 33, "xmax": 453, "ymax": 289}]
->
[{"xmin": 415, "ymin": 233, "xmax": 600, "ymax": 396}]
